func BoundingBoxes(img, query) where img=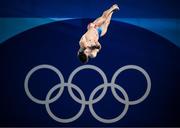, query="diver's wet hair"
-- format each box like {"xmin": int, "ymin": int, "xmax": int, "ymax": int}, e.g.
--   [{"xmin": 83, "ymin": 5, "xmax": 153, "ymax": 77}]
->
[{"xmin": 78, "ymin": 51, "xmax": 88, "ymax": 63}]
